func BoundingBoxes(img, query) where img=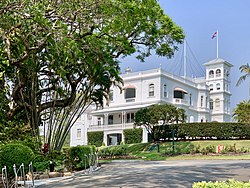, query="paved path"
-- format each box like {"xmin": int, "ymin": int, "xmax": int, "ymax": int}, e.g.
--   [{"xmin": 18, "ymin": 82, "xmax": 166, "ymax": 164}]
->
[{"xmin": 38, "ymin": 160, "xmax": 250, "ymax": 188}]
